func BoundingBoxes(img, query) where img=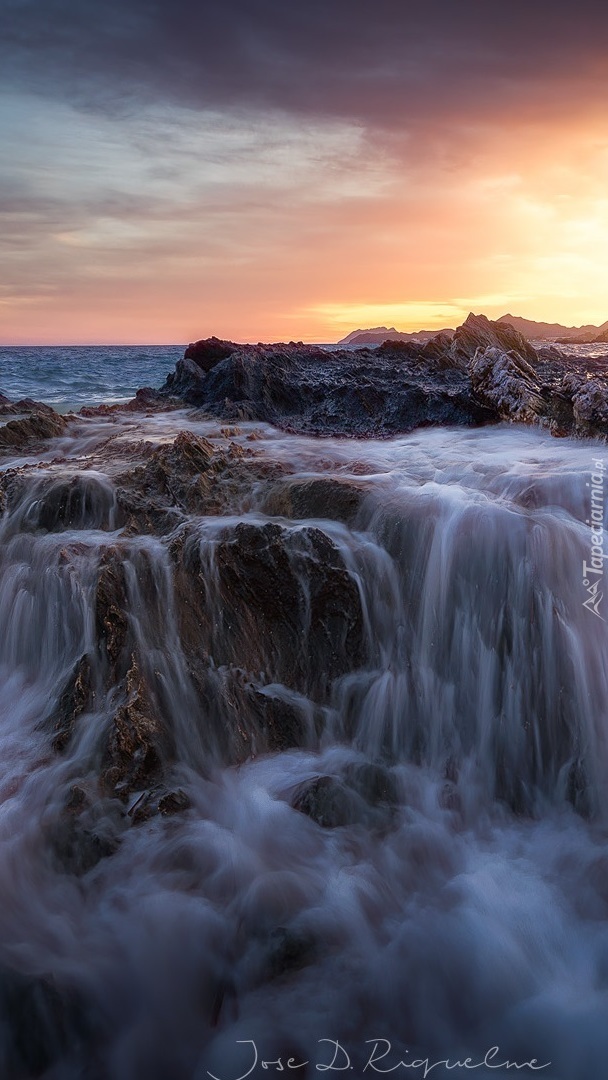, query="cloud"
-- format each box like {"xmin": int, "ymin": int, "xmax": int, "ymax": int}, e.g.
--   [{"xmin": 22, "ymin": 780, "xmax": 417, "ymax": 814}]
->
[{"xmin": 2, "ymin": 0, "xmax": 608, "ymax": 130}]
